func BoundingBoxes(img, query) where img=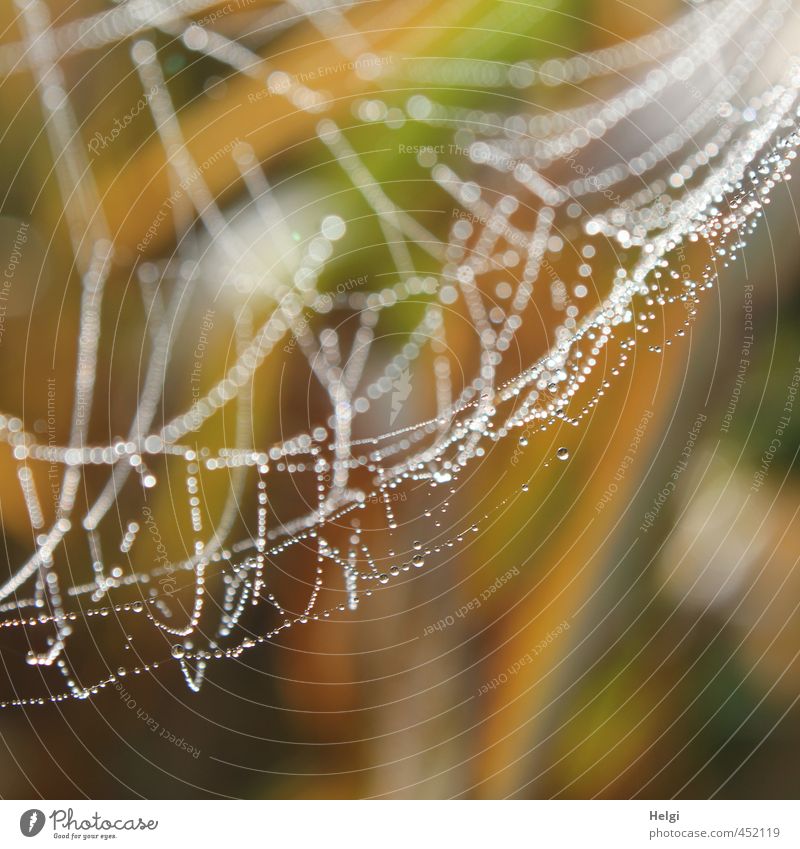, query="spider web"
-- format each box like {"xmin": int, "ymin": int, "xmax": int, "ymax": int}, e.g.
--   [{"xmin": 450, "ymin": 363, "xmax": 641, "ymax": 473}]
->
[{"xmin": 0, "ymin": 0, "xmax": 799, "ymax": 706}]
